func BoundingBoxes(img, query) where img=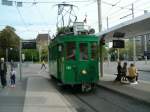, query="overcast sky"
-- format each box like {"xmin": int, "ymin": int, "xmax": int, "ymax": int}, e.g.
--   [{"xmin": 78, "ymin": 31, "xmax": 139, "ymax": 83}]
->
[{"xmin": 0, "ymin": 0, "xmax": 150, "ymax": 39}]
